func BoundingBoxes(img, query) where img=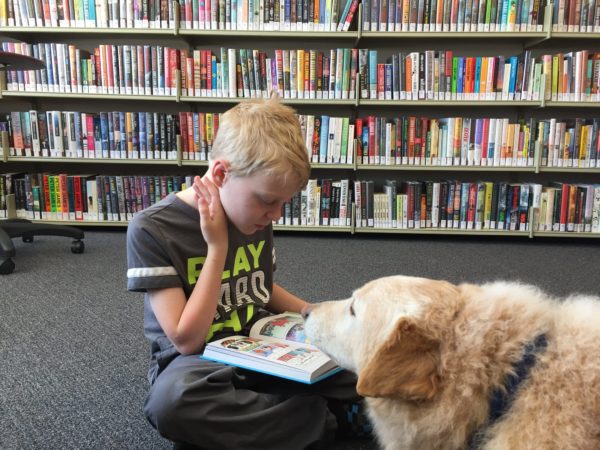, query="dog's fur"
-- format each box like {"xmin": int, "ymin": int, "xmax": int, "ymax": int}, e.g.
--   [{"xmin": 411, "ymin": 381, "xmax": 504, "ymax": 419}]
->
[{"xmin": 303, "ymin": 276, "xmax": 600, "ymax": 450}]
